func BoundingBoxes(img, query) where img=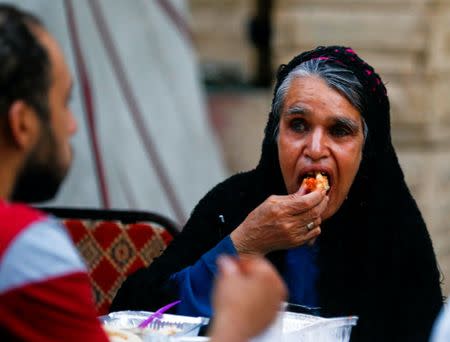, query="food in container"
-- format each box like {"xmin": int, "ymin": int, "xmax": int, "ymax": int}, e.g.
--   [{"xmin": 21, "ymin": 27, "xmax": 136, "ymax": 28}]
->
[
  {"xmin": 100, "ymin": 311, "xmax": 209, "ymax": 340},
  {"xmin": 103, "ymin": 326, "xmax": 142, "ymax": 342}
]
